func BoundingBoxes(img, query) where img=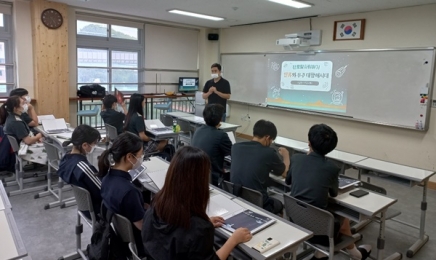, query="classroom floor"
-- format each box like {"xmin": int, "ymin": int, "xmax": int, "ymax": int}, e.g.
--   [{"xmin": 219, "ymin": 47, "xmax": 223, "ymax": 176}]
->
[{"xmin": 4, "ymin": 162, "xmax": 436, "ymax": 260}]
